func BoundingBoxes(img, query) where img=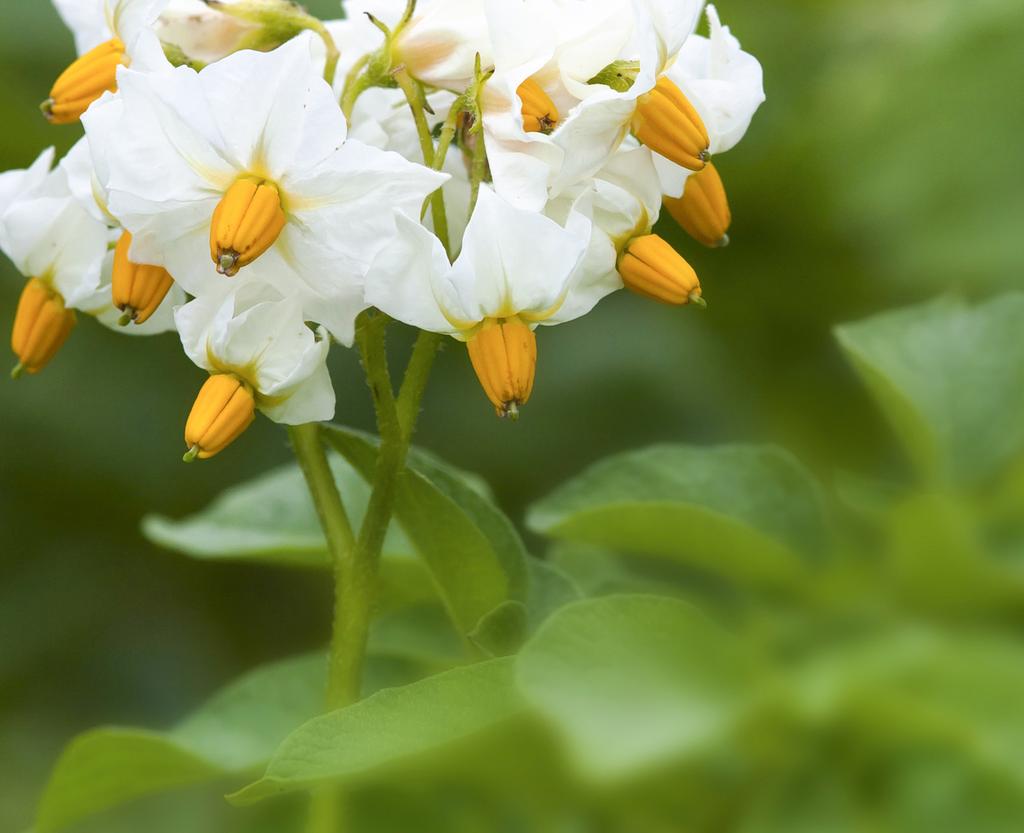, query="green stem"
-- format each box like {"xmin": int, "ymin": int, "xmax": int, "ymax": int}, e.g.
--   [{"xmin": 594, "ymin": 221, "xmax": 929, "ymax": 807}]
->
[
  {"xmin": 432, "ymin": 96, "xmax": 465, "ymax": 175},
  {"xmin": 468, "ymin": 120, "xmax": 487, "ymax": 217},
  {"xmin": 288, "ymin": 423, "xmax": 360, "ymax": 709},
  {"xmin": 394, "ymin": 67, "xmax": 451, "ymax": 254},
  {"xmin": 397, "ymin": 331, "xmax": 443, "ymax": 436},
  {"xmin": 303, "ymin": 18, "xmax": 340, "ymax": 86},
  {"xmin": 340, "ymin": 53, "xmax": 370, "ymax": 120}
]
